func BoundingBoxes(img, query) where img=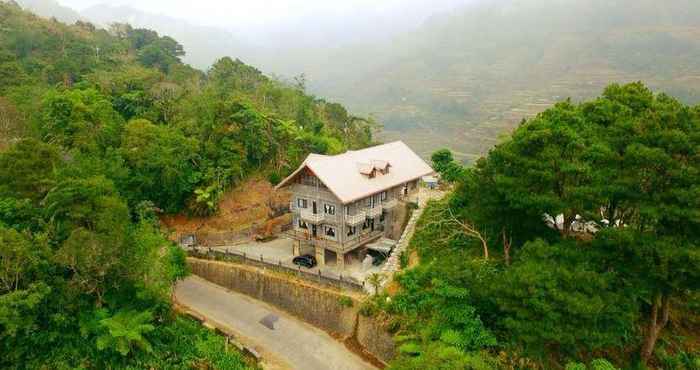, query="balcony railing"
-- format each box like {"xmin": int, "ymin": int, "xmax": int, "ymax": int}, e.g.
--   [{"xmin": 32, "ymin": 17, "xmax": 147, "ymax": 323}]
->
[
  {"xmin": 299, "ymin": 209, "xmax": 325, "ymax": 224},
  {"xmin": 382, "ymin": 199, "xmax": 398, "ymax": 210},
  {"xmin": 346, "ymin": 211, "xmax": 366, "ymax": 226},
  {"xmin": 366, "ymin": 205, "xmax": 383, "ymax": 218},
  {"xmin": 285, "ymin": 228, "xmax": 384, "ymax": 252}
]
